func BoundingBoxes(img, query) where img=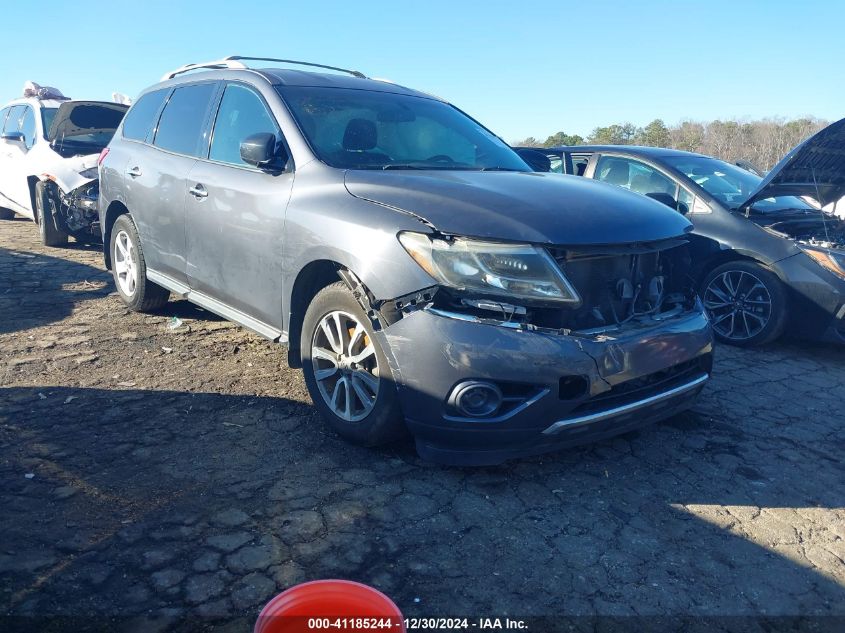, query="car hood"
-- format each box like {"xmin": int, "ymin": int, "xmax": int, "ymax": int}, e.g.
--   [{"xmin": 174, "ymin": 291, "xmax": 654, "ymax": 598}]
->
[
  {"xmin": 741, "ymin": 116, "xmax": 845, "ymax": 209},
  {"xmin": 344, "ymin": 170, "xmax": 692, "ymax": 245},
  {"xmin": 47, "ymin": 101, "xmax": 129, "ymax": 141}
]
